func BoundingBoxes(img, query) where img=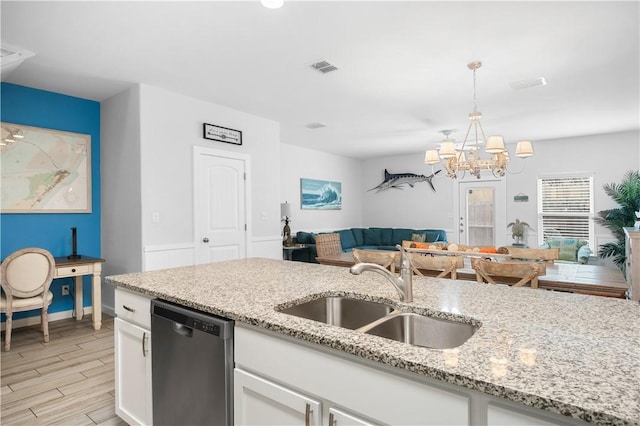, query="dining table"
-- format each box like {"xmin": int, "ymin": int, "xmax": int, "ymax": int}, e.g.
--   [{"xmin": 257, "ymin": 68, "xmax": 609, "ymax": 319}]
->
[{"xmin": 316, "ymin": 251, "xmax": 629, "ymax": 299}]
